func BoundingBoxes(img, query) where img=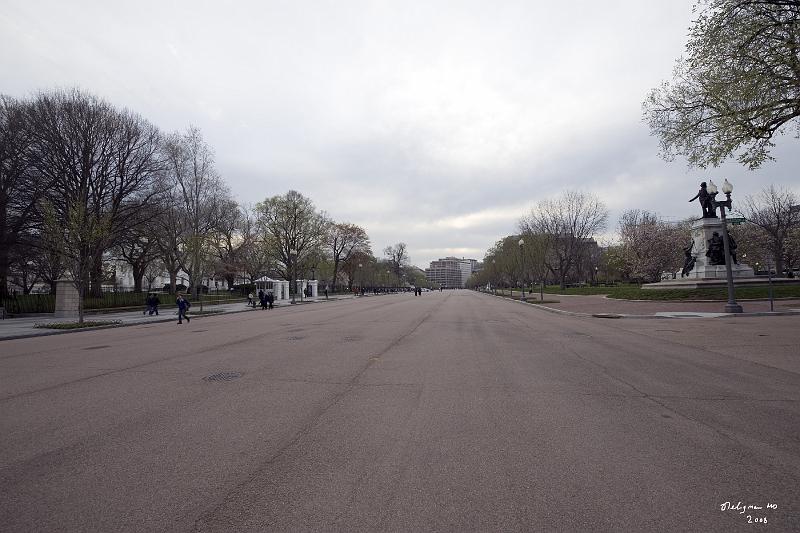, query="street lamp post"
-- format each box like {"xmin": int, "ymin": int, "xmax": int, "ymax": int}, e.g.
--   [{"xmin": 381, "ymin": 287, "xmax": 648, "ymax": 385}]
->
[
  {"xmin": 492, "ymin": 259, "xmax": 496, "ymax": 296},
  {"xmin": 519, "ymin": 238, "xmax": 525, "ymax": 300},
  {"xmin": 358, "ymin": 263, "xmax": 363, "ymax": 296},
  {"xmin": 766, "ymin": 256, "xmax": 774, "ymax": 312},
  {"xmin": 290, "ymin": 248, "xmax": 298, "ymax": 304},
  {"xmin": 709, "ymin": 180, "xmax": 743, "ymax": 313}
]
